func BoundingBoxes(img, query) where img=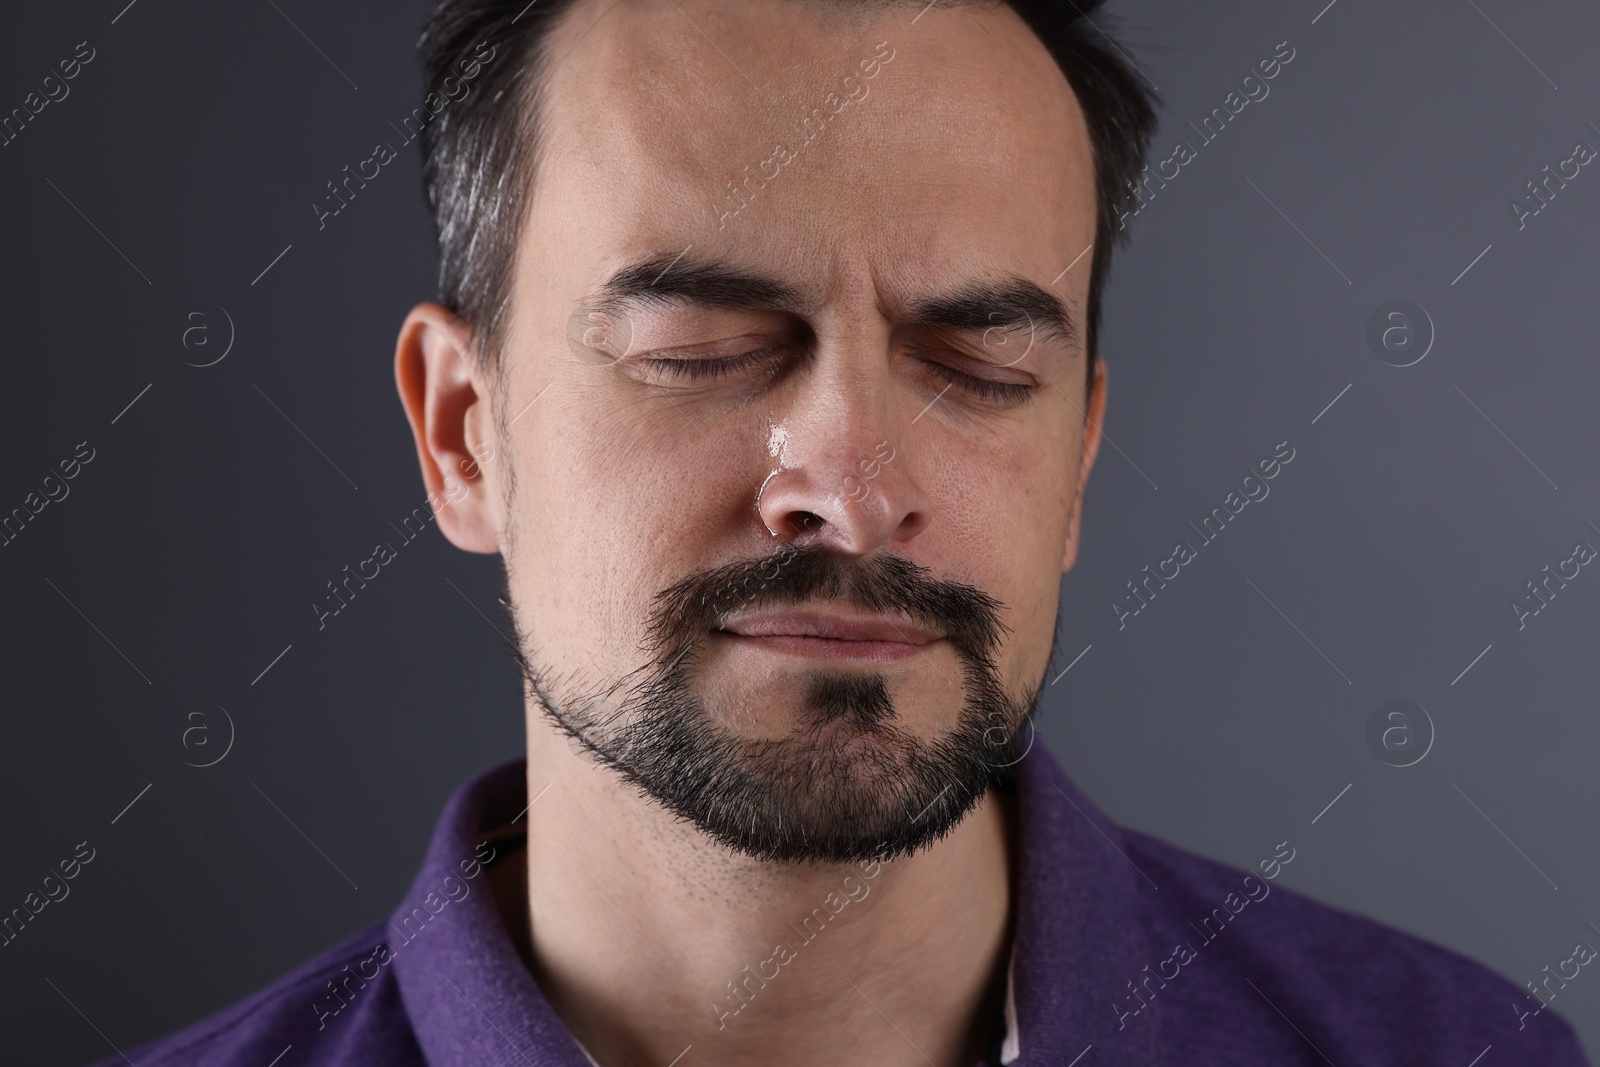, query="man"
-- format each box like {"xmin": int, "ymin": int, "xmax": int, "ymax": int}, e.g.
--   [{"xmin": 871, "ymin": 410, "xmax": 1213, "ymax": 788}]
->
[{"xmin": 96, "ymin": 0, "xmax": 1589, "ymax": 1064}]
